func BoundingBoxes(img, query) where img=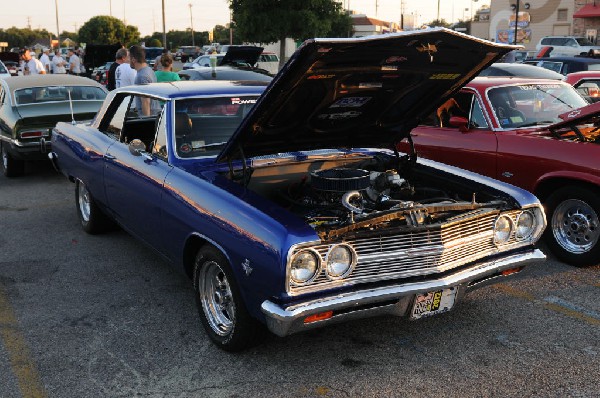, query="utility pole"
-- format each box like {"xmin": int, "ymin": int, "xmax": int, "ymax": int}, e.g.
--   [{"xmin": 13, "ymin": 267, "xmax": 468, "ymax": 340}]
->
[
  {"xmin": 109, "ymin": 0, "xmax": 112, "ymax": 17},
  {"xmin": 55, "ymin": 0, "xmax": 60, "ymax": 49},
  {"xmin": 437, "ymin": 0, "xmax": 440, "ymax": 21},
  {"xmin": 188, "ymin": 3, "xmax": 194, "ymax": 46},
  {"xmin": 162, "ymin": 0, "xmax": 167, "ymax": 49}
]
